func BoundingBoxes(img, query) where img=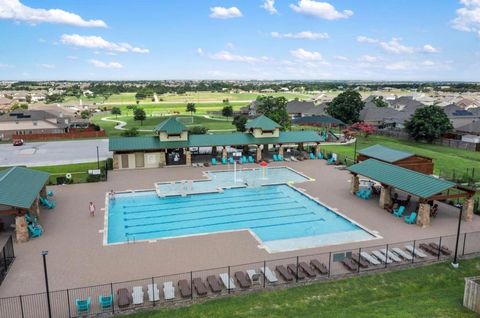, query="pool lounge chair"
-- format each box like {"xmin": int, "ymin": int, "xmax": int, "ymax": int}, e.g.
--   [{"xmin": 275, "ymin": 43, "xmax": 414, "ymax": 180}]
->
[
  {"xmin": 234, "ymin": 271, "xmax": 252, "ymax": 289},
  {"xmin": 117, "ymin": 288, "xmax": 131, "ymax": 308},
  {"xmin": 310, "ymin": 259, "xmax": 328, "ymax": 275},
  {"xmin": 341, "ymin": 258, "xmax": 358, "ymax": 272},
  {"xmin": 278, "ymin": 154, "xmax": 283, "ymax": 161},
  {"xmin": 248, "ymin": 155, "xmax": 254, "ymax": 163},
  {"xmin": 360, "ymin": 252, "xmax": 381, "ymax": 265},
  {"xmin": 228, "ymin": 157, "xmax": 234, "ymax": 164},
  {"xmin": 75, "ymin": 297, "xmax": 91, "ymax": 315},
  {"xmin": 260, "ymin": 266, "xmax": 278, "ymax": 283},
  {"xmin": 148, "ymin": 283, "xmax": 160, "ymax": 302},
  {"xmin": 419, "ymin": 243, "xmax": 440, "ymax": 257},
  {"xmin": 405, "ymin": 245, "xmax": 427, "ymax": 258},
  {"xmin": 404, "ymin": 212, "xmax": 417, "ymax": 224},
  {"xmin": 178, "ymin": 279, "xmax": 192, "ymax": 298},
  {"xmin": 275, "ymin": 265, "xmax": 294, "ymax": 282},
  {"xmin": 317, "ymin": 152, "xmax": 324, "ymax": 159},
  {"xmin": 371, "ymin": 250, "xmax": 392, "ymax": 264},
  {"xmin": 132, "ymin": 286, "xmax": 144, "ymax": 305},
  {"xmin": 211, "ymin": 158, "xmax": 217, "ymax": 165},
  {"xmin": 327, "ymin": 157, "xmax": 336, "ymax": 165},
  {"xmin": 309, "ymin": 153, "xmax": 315, "ymax": 160},
  {"xmin": 379, "ymin": 249, "xmax": 402, "ymax": 262},
  {"xmin": 241, "ymin": 156, "xmax": 247, "ymax": 164},
  {"xmin": 207, "ymin": 275, "xmax": 223, "ymax": 293},
  {"xmin": 221, "ymin": 157, "xmax": 227, "ymax": 165},
  {"xmin": 246, "ymin": 269, "xmax": 260, "ymax": 285},
  {"xmin": 28, "ymin": 224, "xmax": 42, "ymax": 238},
  {"xmin": 192, "ymin": 278, "xmax": 208, "ymax": 297},
  {"xmin": 98, "ymin": 295, "xmax": 112, "ymax": 310},
  {"xmin": 287, "ymin": 264, "xmax": 306, "ymax": 280},
  {"xmin": 219, "ymin": 273, "xmax": 236, "ymax": 290},
  {"xmin": 351, "ymin": 253, "xmax": 369, "ymax": 268},
  {"xmin": 391, "ymin": 247, "xmax": 413, "ymax": 261},
  {"xmin": 298, "ymin": 262, "xmax": 316, "ymax": 278},
  {"xmin": 273, "ymin": 154, "xmax": 279, "ymax": 161},
  {"xmin": 429, "ymin": 242, "xmax": 452, "ymax": 256},
  {"xmin": 393, "ymin": 206, "xmax": 406, "ymax": 217}
]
